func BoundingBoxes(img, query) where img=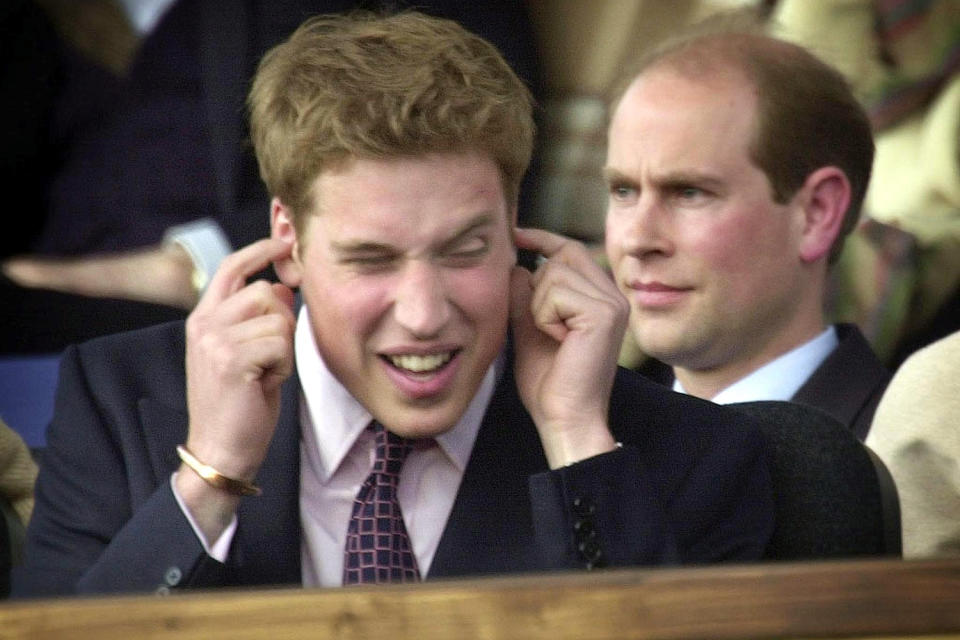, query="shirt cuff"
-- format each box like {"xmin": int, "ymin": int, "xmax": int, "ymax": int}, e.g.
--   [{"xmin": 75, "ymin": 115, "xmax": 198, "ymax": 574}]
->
[
  {"xmin": 170, "ymin": 472, "xmax": 237, "ymax": 562},
  {"xmin": 163, "ymin": 219, "xmax": 232, "ymax": 295}
]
